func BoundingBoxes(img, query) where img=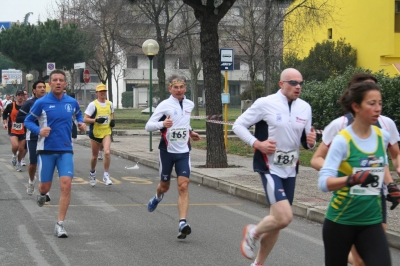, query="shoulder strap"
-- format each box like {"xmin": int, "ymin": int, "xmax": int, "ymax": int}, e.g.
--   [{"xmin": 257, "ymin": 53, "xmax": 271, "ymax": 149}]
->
[
  {"xmin": 345, "ymin": 112, "xmax": 381, "ymax": 128},
  {"xmin": 374, "ymin": 119, "xmax": 381, "ymax": 128},
  {"xmin": 344, "ymin": 113, "xmax": 354, "ymax": 126}
]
